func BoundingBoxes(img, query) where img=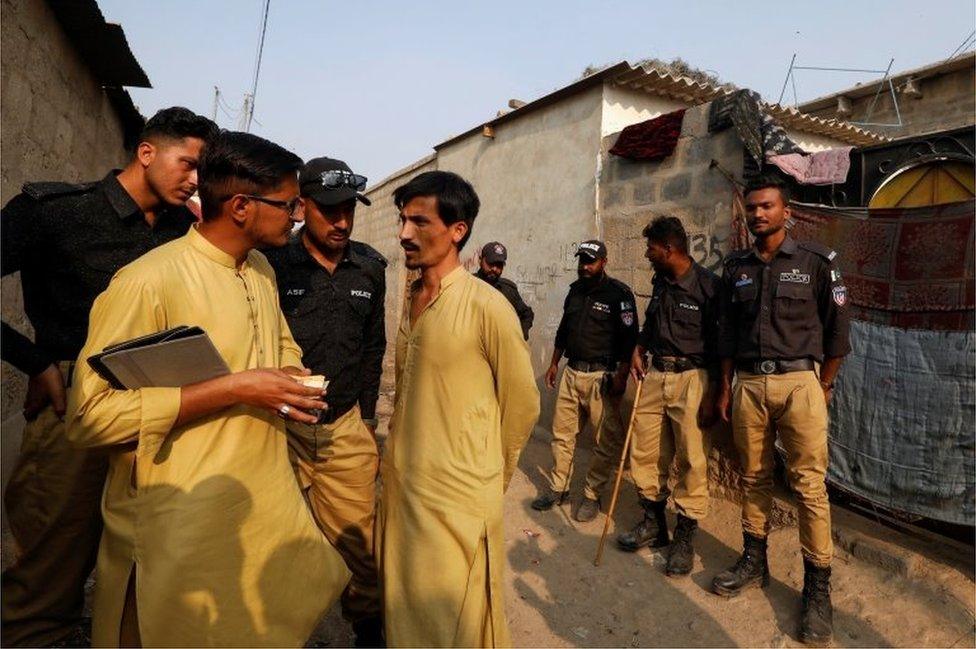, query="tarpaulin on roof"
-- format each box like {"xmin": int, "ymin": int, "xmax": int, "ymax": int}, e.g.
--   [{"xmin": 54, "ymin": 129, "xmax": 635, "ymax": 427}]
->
[
  {"xmin": 609, "ymin": 109, "xmax": 686, "ymax": 161},
  {"xmin": 768, "ymin": 147, "xmax": 854, "ymax": 186},
  {"xmin": 707, "ymin": 89, "xmax": 804, "ymax": 164},
  {"xmin": 828, "ymin": 320, "xmax": 975, "ymax": 525}
]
